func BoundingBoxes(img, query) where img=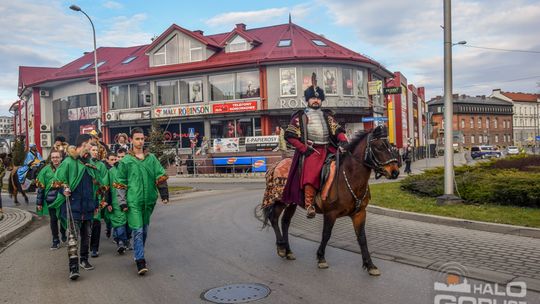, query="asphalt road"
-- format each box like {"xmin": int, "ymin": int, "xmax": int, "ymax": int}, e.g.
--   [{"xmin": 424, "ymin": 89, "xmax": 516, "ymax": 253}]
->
[{"xmin": 1, "ymin": 187, "xmax": 539, "ymax": 304}]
